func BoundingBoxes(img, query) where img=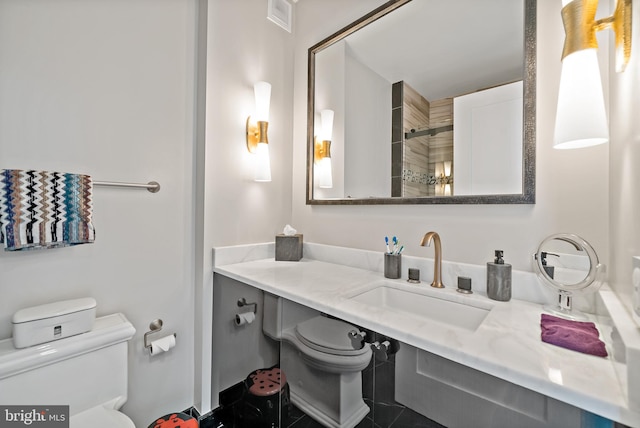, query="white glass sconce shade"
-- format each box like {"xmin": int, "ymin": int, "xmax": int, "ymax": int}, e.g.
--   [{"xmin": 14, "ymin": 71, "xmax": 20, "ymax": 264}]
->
[
  {"xmin": 554, "ymin": 49, "xmax": 608, "ymax": 149},
  {"xmin": 443, "ymin": 161, "xmax": 452, "ymax": 177},
  {"xmin": 318, "ymin": 157, "xmax": 333, "ymax": 188},
  {"xmin": 254, "ymin": 81, "xmax": 271, "ymax": 122},
  {"xmin": 254, "ymin": 141, "xmax": 272, "ymax": 182},
  {"xmin": 319, "ymin": 109, "xmax": 334, "ymax": 141}
]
